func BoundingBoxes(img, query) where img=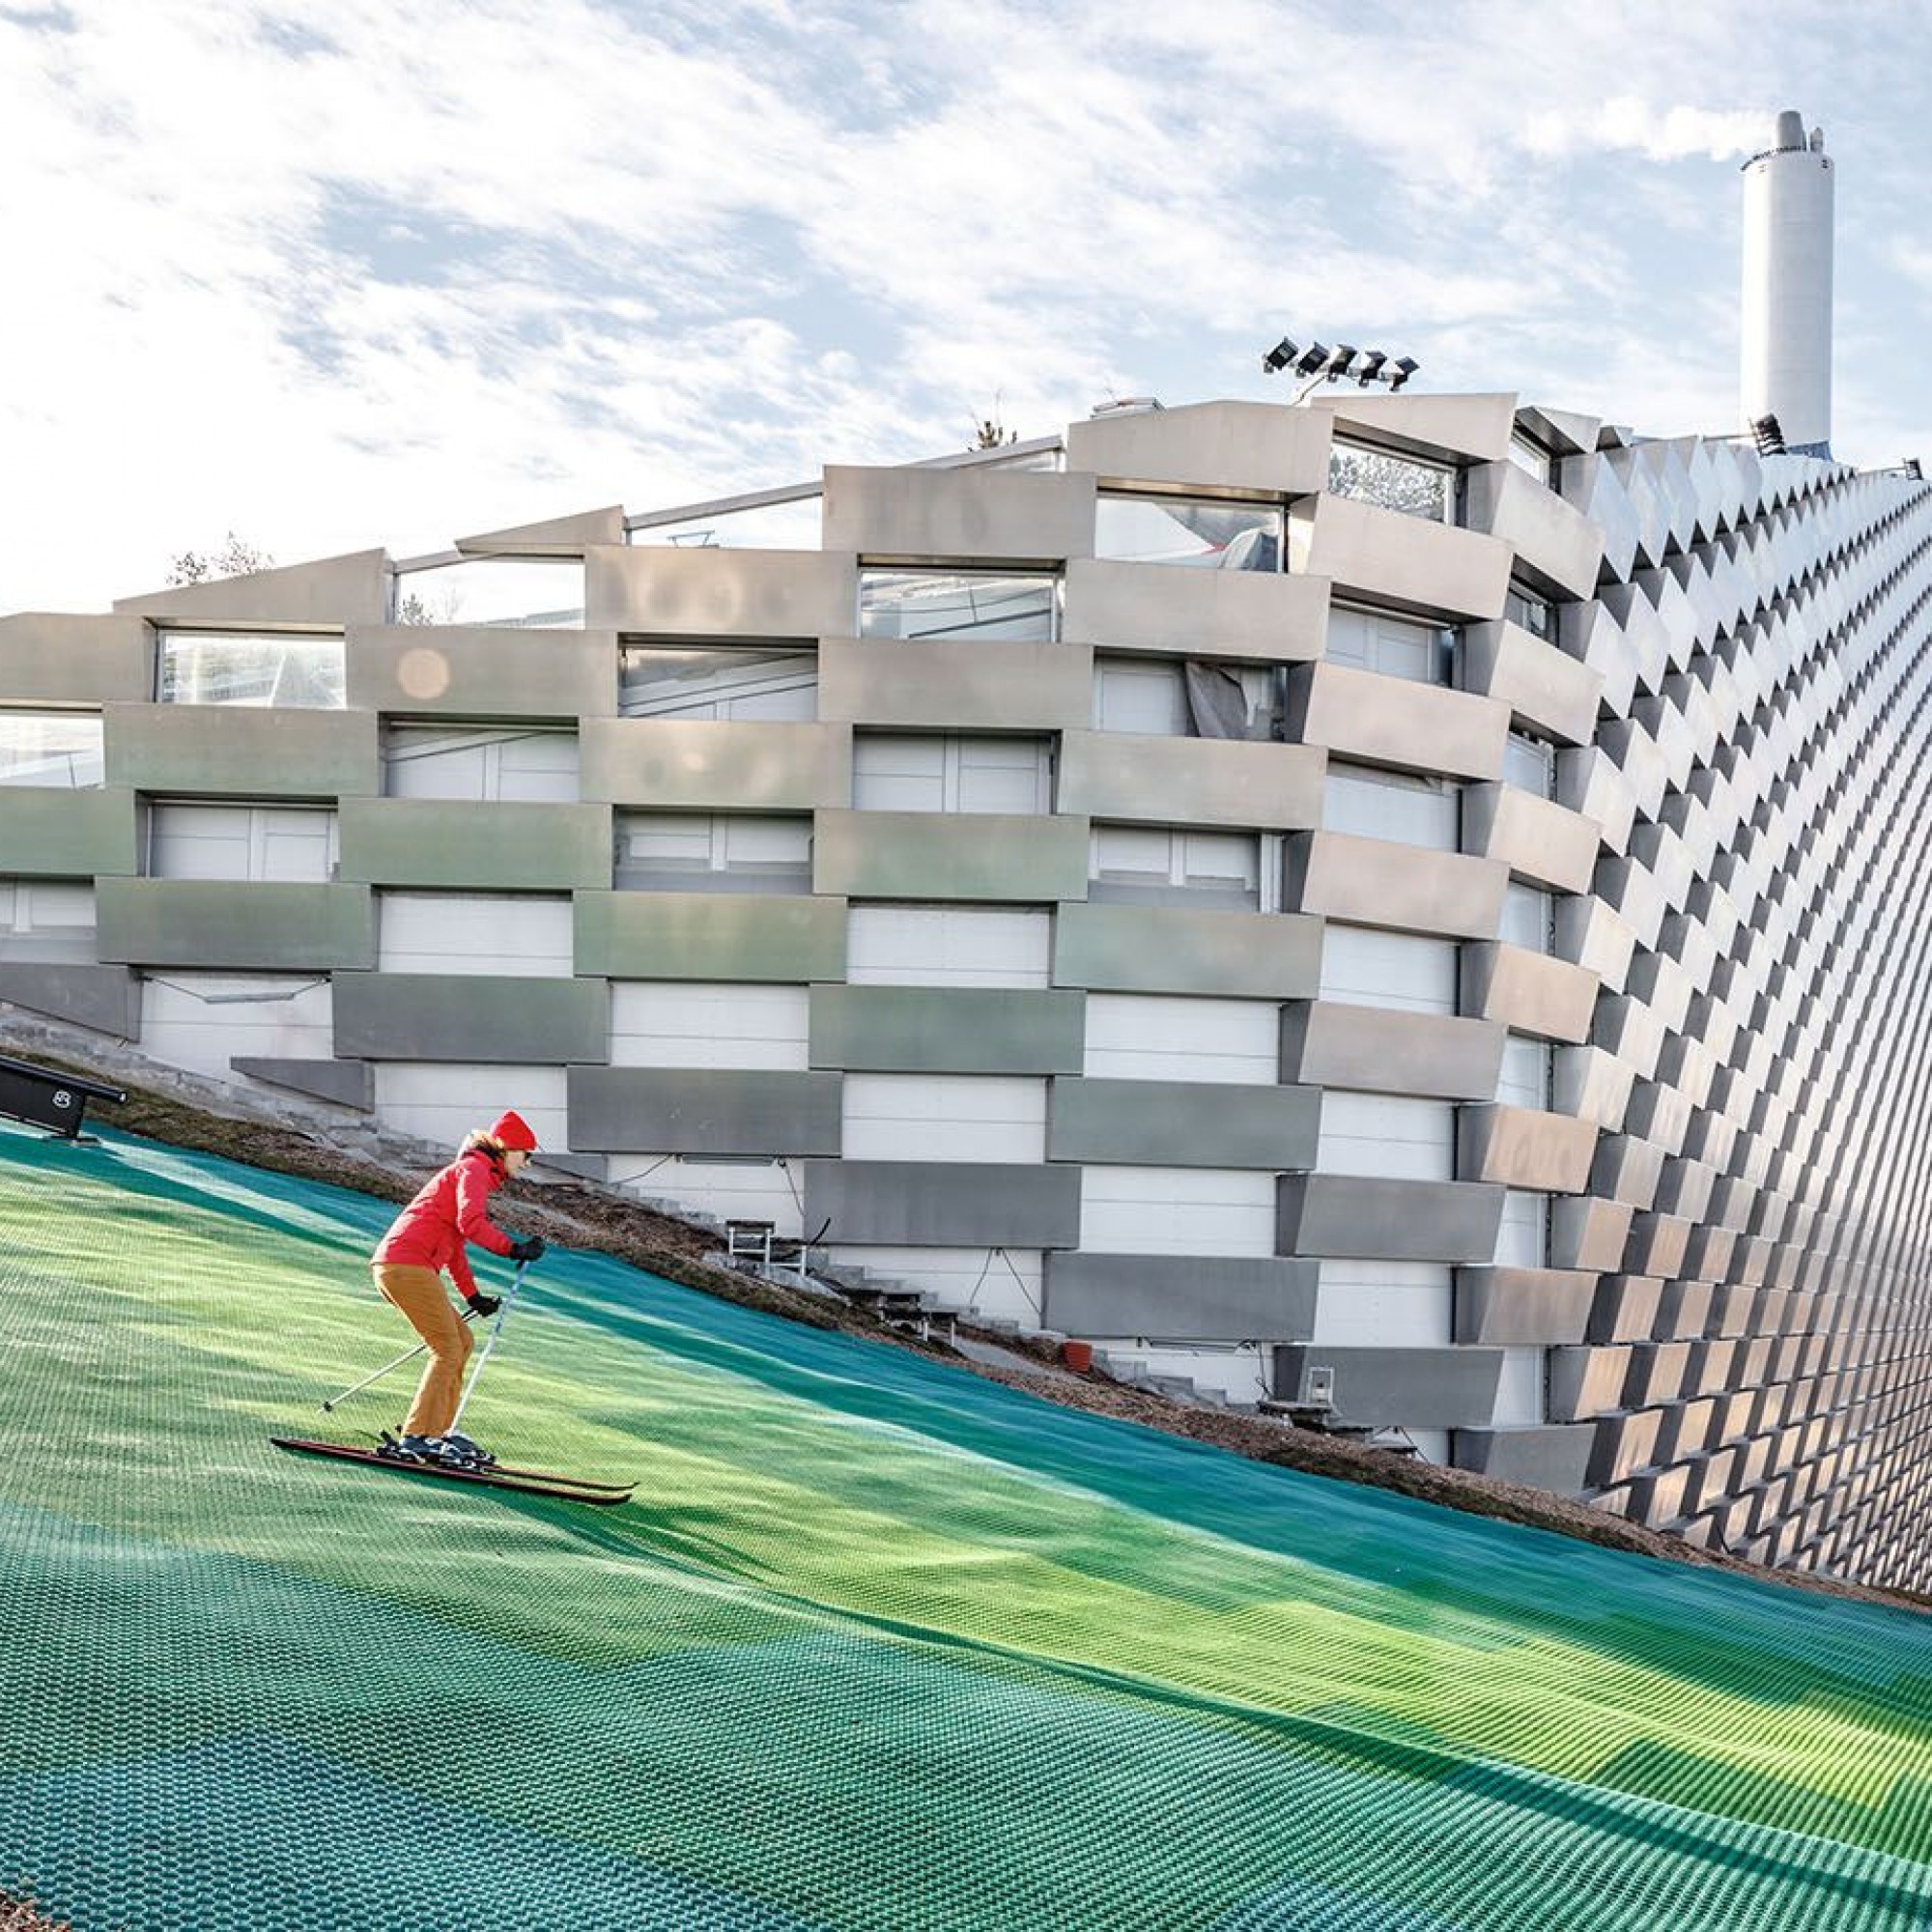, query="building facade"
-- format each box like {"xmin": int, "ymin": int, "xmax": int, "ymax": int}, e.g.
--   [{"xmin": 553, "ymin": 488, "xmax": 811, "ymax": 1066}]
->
[{"xmin": 4, "ymin": 390, "xmax": 1931, "ymax": 1590}]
